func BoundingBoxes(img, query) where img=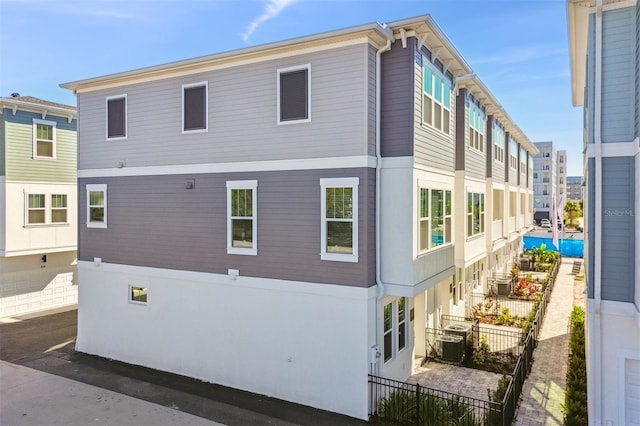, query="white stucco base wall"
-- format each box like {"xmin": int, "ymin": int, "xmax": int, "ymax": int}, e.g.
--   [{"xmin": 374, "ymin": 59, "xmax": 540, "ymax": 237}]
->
[
  {"xmin": 588, "ymin": 300, "xmax": 640, "ymax": 425},
  {"xmin": 0, "ymin": 251, "xmax": 77, "ymax": 317},
  {"xmin": 76, "ymin": 261, "xmax": 374, "ymax": 420}
]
